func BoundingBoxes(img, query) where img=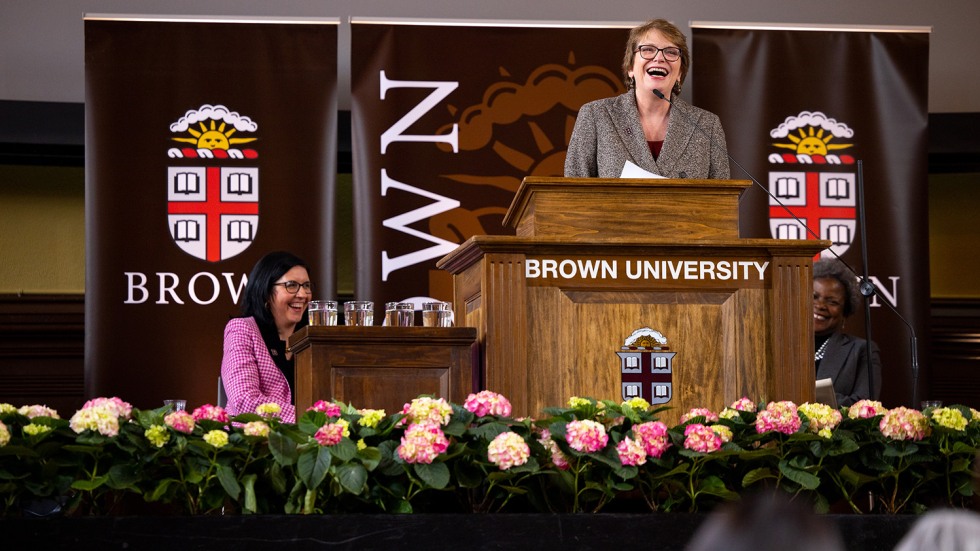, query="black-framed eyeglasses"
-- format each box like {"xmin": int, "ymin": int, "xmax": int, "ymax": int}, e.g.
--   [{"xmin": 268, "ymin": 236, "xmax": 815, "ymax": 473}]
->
[
  {"xmin": 636, "ymin": 45, "xmax": 681, "ymax": 62},
  {"xmin": 274, "ymin": 281, "xmax": 313, "ymax": 294}
]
